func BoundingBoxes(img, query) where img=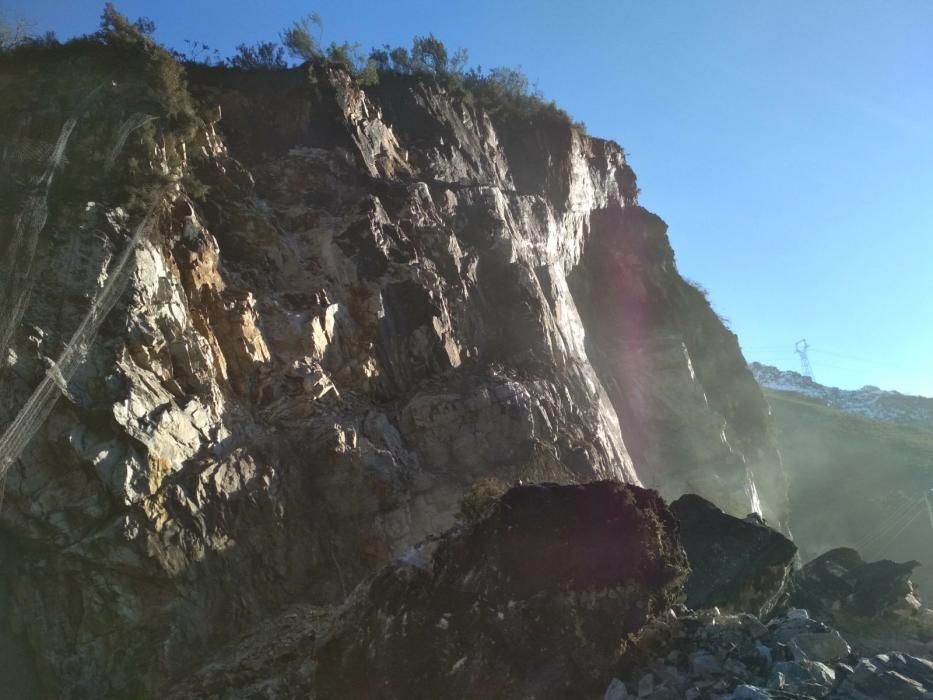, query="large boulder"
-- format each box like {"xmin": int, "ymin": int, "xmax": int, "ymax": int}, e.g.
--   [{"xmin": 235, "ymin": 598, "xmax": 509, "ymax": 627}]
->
[
  {"xmin": 670, "ymin": 494, "xmax": 797, "ymax": 619},
  {"xmin": 792, "ymin": 548, "xmax": 919, "ymax": 618},
  {"xmin": 836, "ymin": 652, "xmax": 933, "ymax": 699},
  {"xmin": 313, "ymin": 481, "xmax": 690, "ymax": 699},
  {"xmin": 790, "ymin": 548, "xmax": 933, "ymax": 657}
]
